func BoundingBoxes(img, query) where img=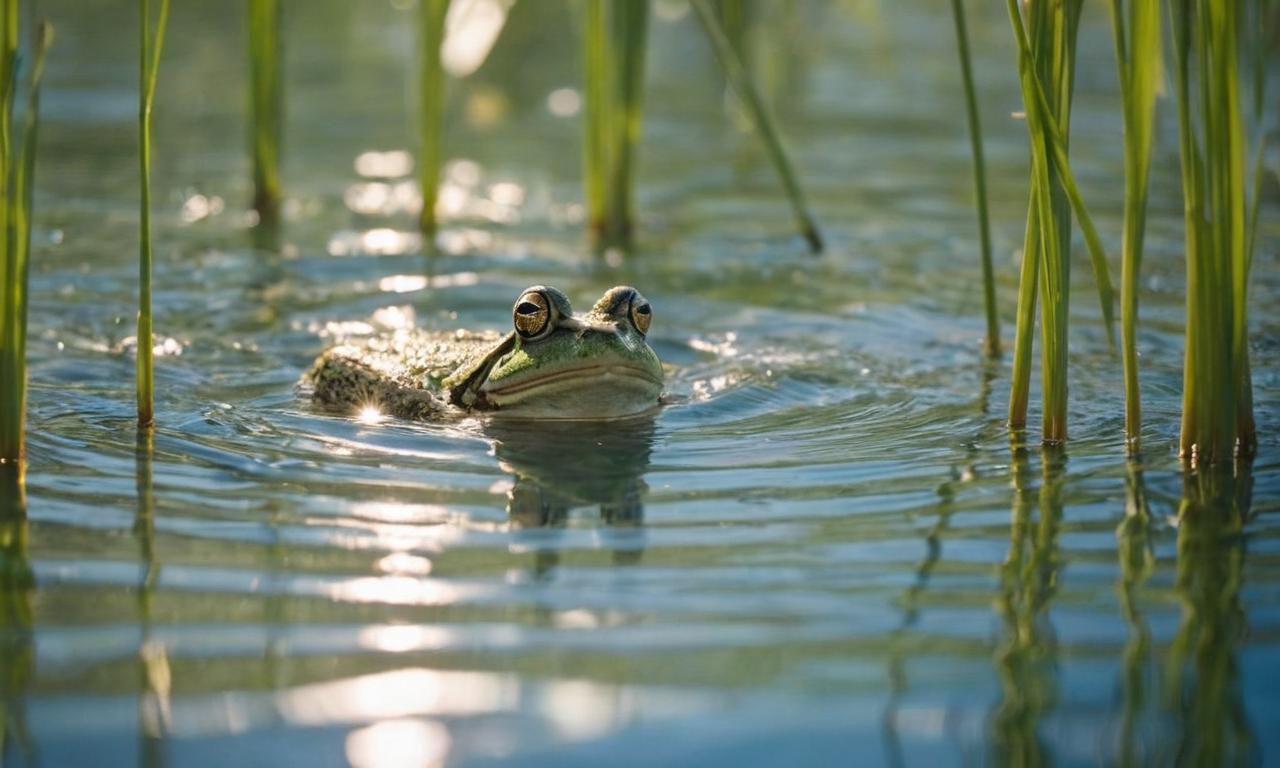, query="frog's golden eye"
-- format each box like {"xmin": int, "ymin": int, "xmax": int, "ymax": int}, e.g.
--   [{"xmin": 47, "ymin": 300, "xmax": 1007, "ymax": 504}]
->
[
  {"xmin": 630, "ymin": 297, "xmax": 652, "ymax": 336},
  {"xmin": 513, "ymin": 290, "xmax": 553, "ymax": 340}
]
